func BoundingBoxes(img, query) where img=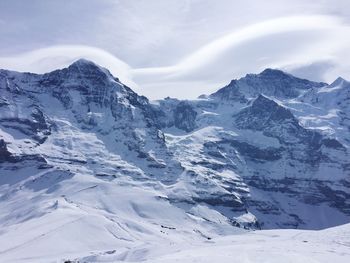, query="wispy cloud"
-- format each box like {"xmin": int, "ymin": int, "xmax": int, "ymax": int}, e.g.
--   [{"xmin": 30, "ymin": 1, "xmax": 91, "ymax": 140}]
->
[
  {"xmin": 0, "ymin": 45, "xmax": 135, "ymax": 87},
  {"xmin": 0, "ymin": 10, "xmax": 350, "ymax": 99},
  {"xmin": 131, "ymin": 15, "xmax": 350, "ymax": 98},
  {"xmin": 133, "ymin": 15, "xmax": 342, "ymax": 75}
]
